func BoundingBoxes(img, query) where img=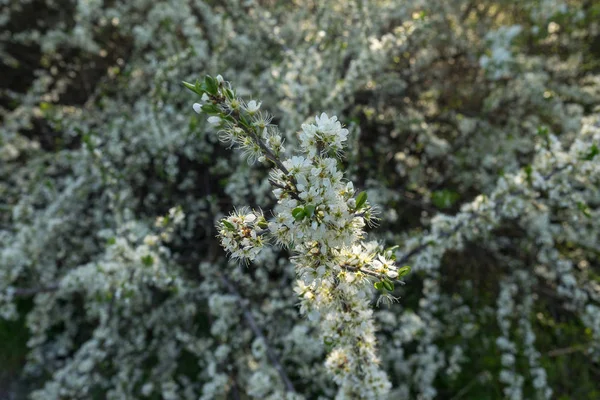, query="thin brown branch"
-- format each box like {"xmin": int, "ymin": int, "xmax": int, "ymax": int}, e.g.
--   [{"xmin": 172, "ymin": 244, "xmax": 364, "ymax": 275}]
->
[
  {"xmin": 10, "ymin": 284, "xmax": 60, "ymax": 297},
  {"xmin": 269, "ymin": 178, "xmax": 302, "ymax": 201},
  {"xmin": 341, "ymin": 264, "xmax": 406, "ymax": 285},
  {"xmin": 217, "ymin": 273, "xmax": 296, "ymax": 393},
  {"xmin": 341, "ymin": 264, "xmax": 383, "ymax": 280},
  {"xmin": 547, "ymin": 345, "xmax": 587, "ymax": 357}
]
